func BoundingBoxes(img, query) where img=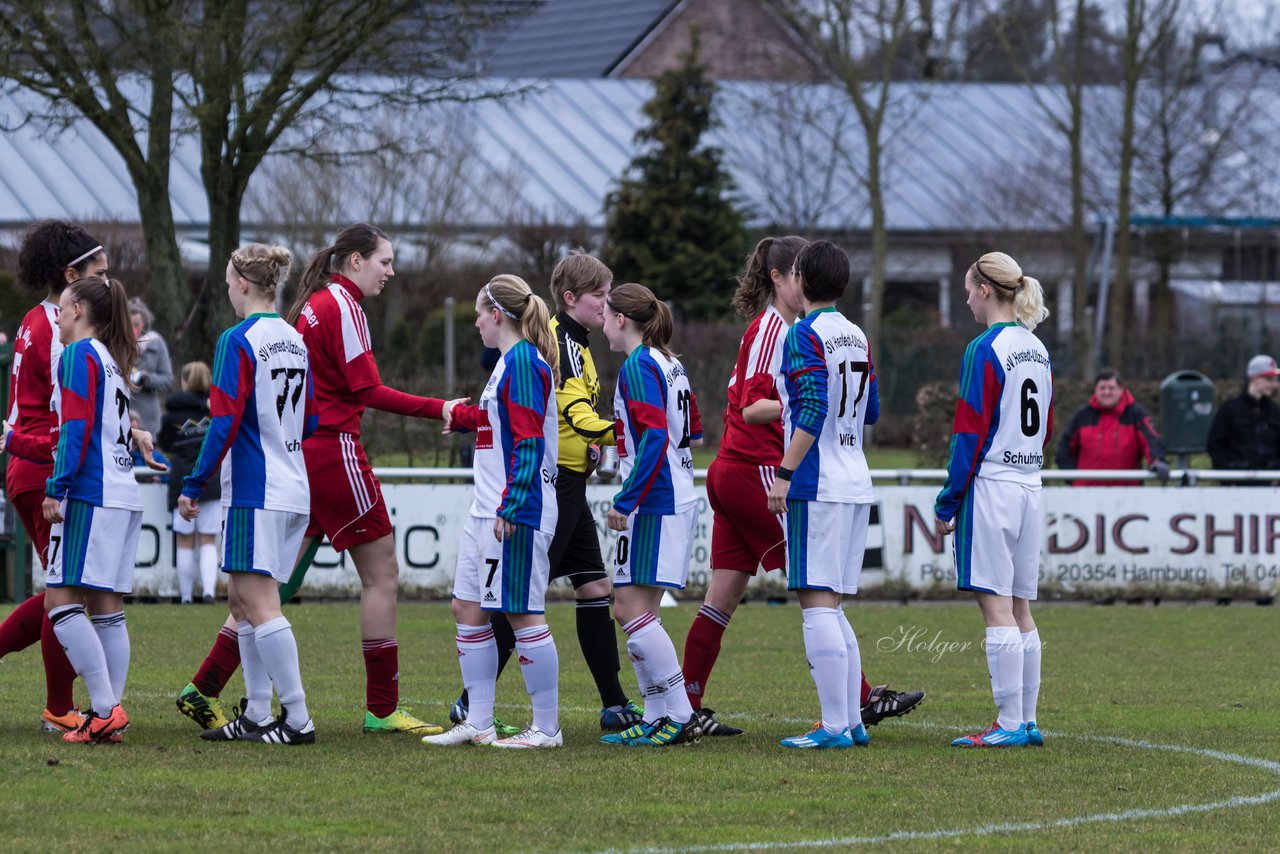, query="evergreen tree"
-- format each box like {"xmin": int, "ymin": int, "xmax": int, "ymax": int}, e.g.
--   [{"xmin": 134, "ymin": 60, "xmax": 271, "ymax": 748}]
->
[{"xmin": 603, "ymin": 40, "xmax": 749, "ymax": 320}]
